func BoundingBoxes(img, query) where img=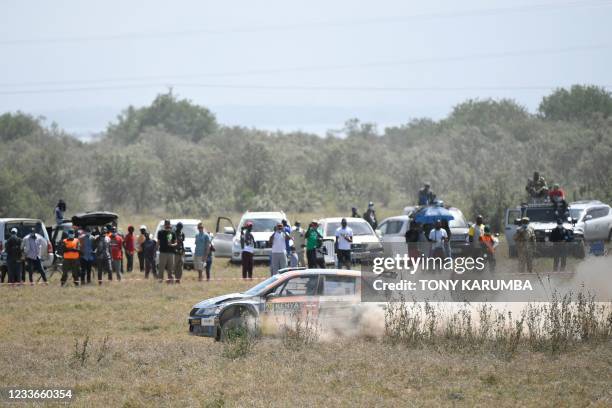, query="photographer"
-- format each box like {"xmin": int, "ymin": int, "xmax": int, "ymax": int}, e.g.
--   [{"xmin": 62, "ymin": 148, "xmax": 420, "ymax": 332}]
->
[
  {"xmin": 305, "ymin": 220, "xmax": 323, "ymax": 269},
  {"xmin": 335, "ymin": 218, "xmax": 353, "ymax": 269}
]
